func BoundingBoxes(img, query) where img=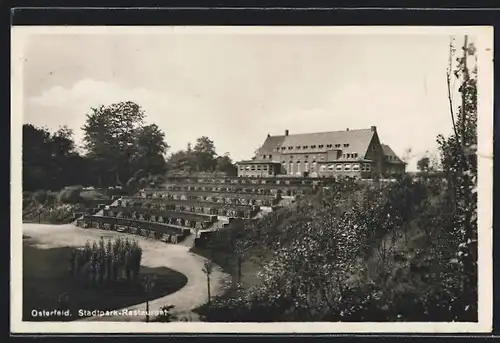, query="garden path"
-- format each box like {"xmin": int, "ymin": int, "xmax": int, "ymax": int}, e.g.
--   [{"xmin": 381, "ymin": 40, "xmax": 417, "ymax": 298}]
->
[{"xmin": 22, "ymin": 223, "xmax": 230, "ymax": 322}]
